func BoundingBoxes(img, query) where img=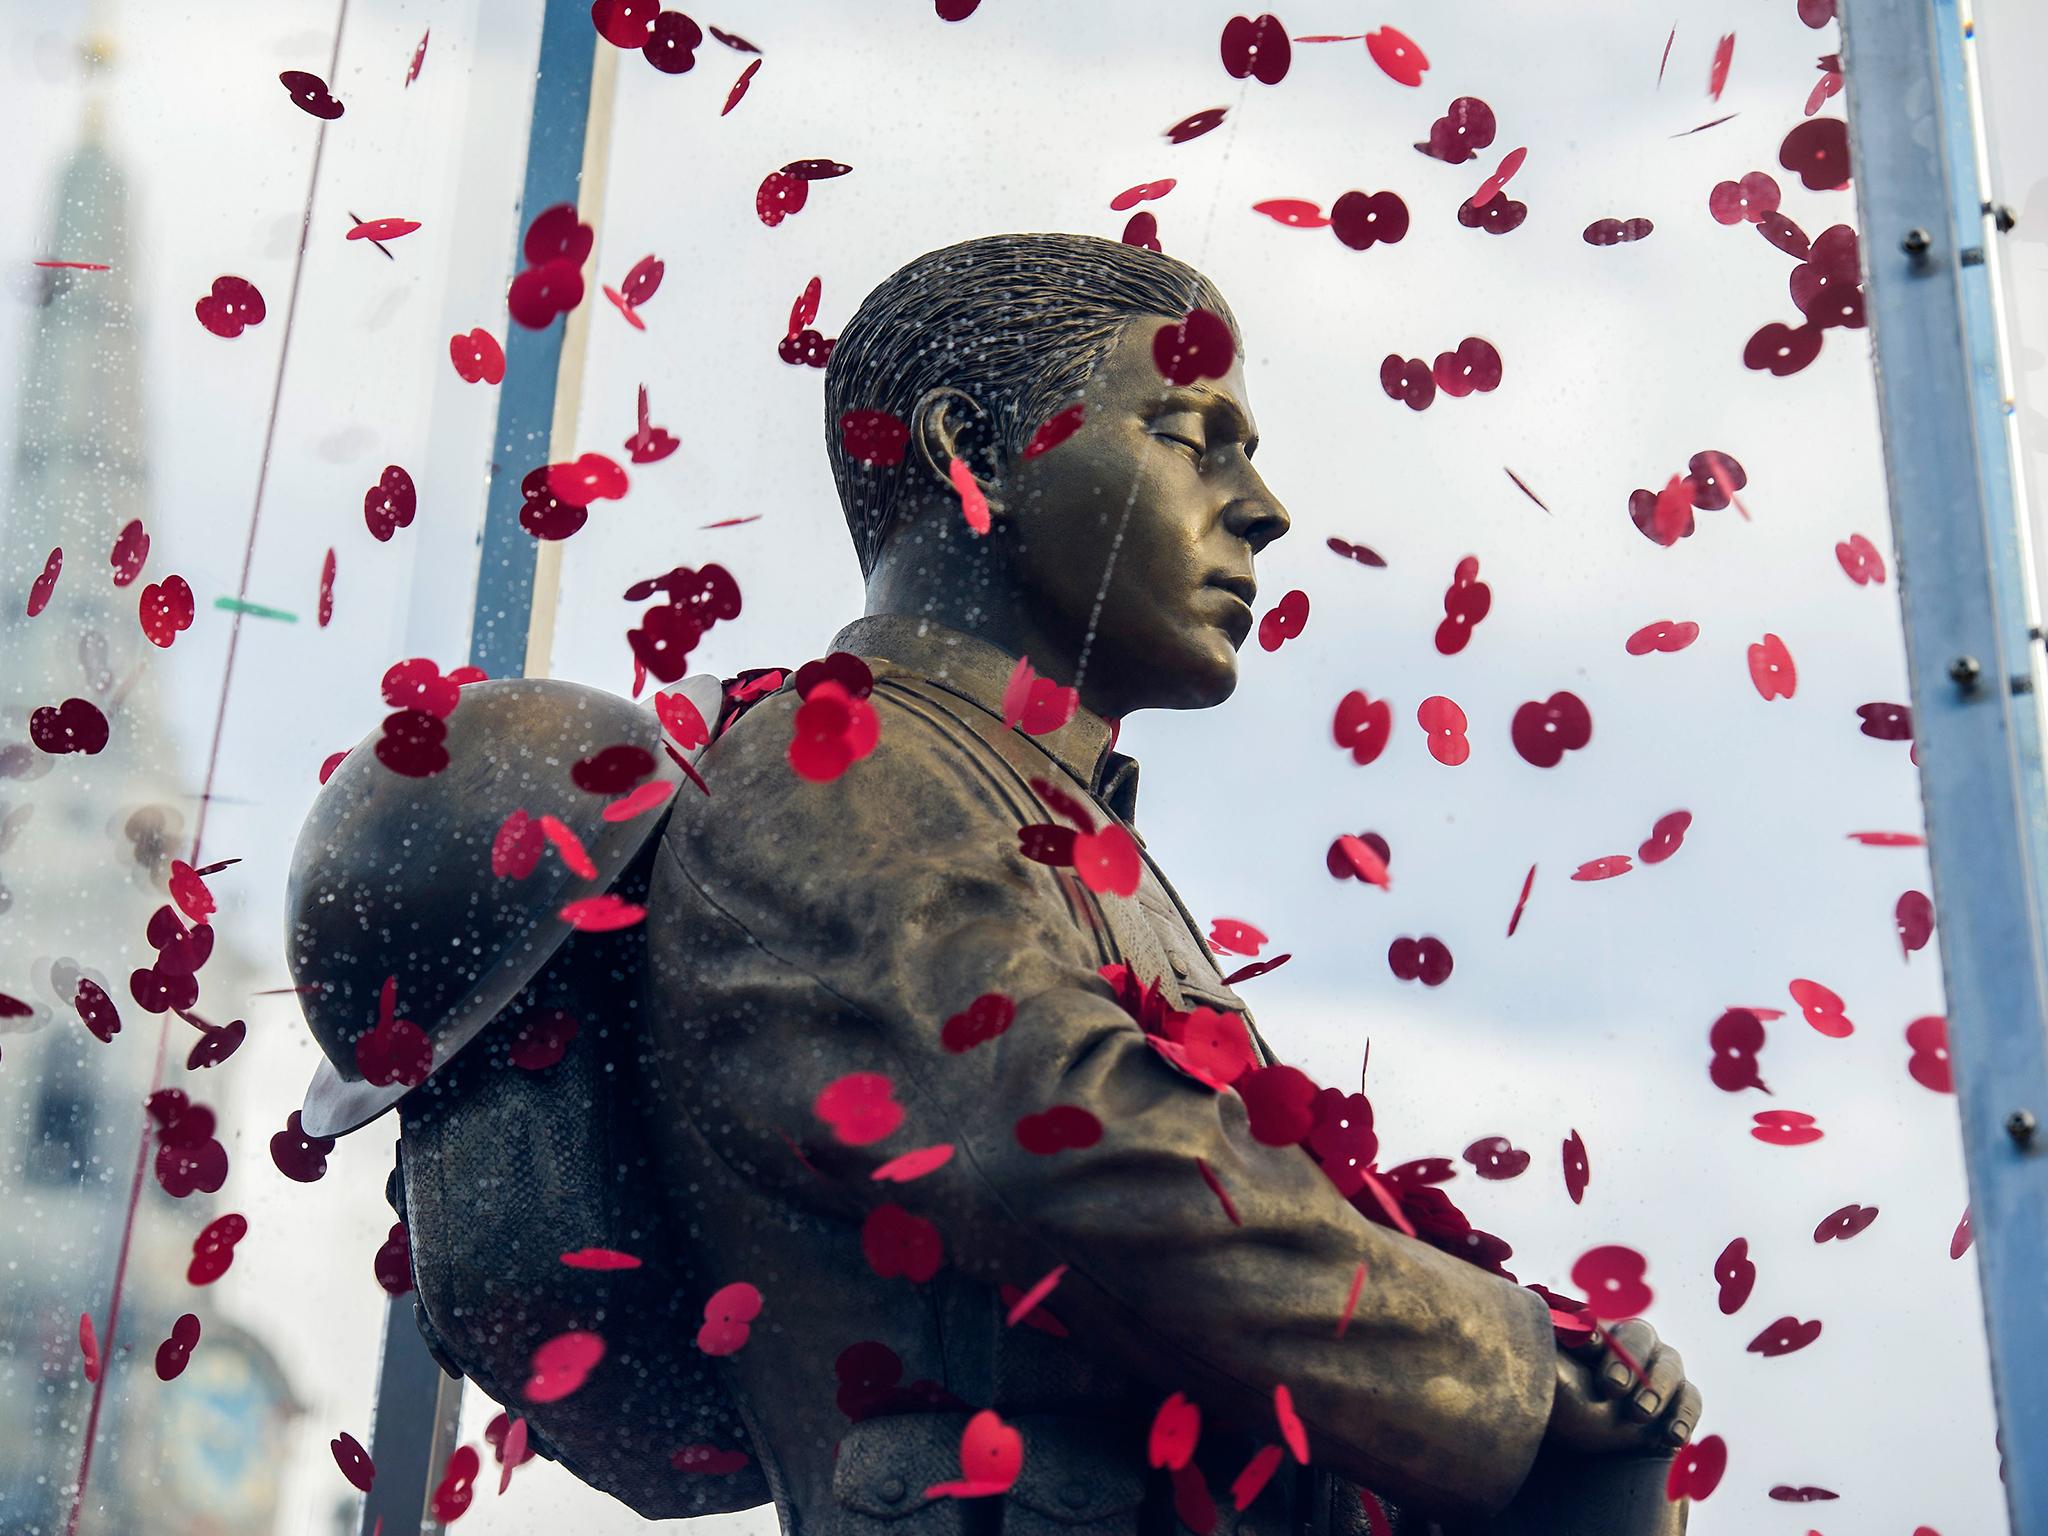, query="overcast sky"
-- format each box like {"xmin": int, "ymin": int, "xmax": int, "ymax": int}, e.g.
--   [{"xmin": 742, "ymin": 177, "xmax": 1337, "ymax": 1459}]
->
[{"xmin": 0, "ymin": 0, "xmax": 2021, "ymax": 1531}]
